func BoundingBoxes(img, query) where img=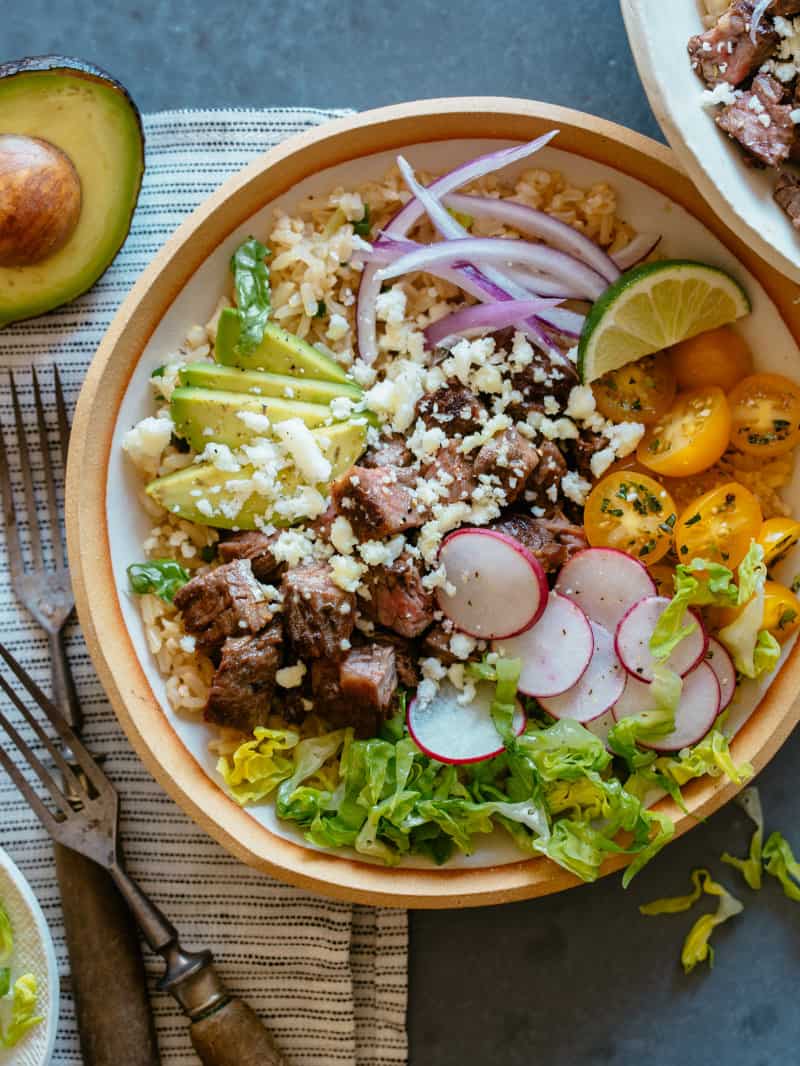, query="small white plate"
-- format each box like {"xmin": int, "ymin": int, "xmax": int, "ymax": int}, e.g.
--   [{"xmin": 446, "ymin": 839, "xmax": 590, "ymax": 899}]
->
[
  {"xmin": 0, "ymin": 848, "xmax": 59, "ymax": 1066},
  {"xmin": 621, "ymin": 0, "xmax": 800, "ymax": 283}
]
